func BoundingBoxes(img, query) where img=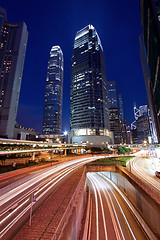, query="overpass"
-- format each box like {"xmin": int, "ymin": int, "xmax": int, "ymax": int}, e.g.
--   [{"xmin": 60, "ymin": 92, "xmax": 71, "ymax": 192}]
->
[{"xmin": 0, "ymin": 138, "xmax": 87, "ymax": 161}]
